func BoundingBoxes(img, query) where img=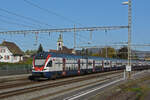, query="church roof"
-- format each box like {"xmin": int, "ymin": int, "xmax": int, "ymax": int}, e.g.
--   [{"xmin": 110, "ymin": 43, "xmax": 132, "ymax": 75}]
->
[{"xmin": 49, "ymin": 46, "xmax": 74, "ymax": 54}]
